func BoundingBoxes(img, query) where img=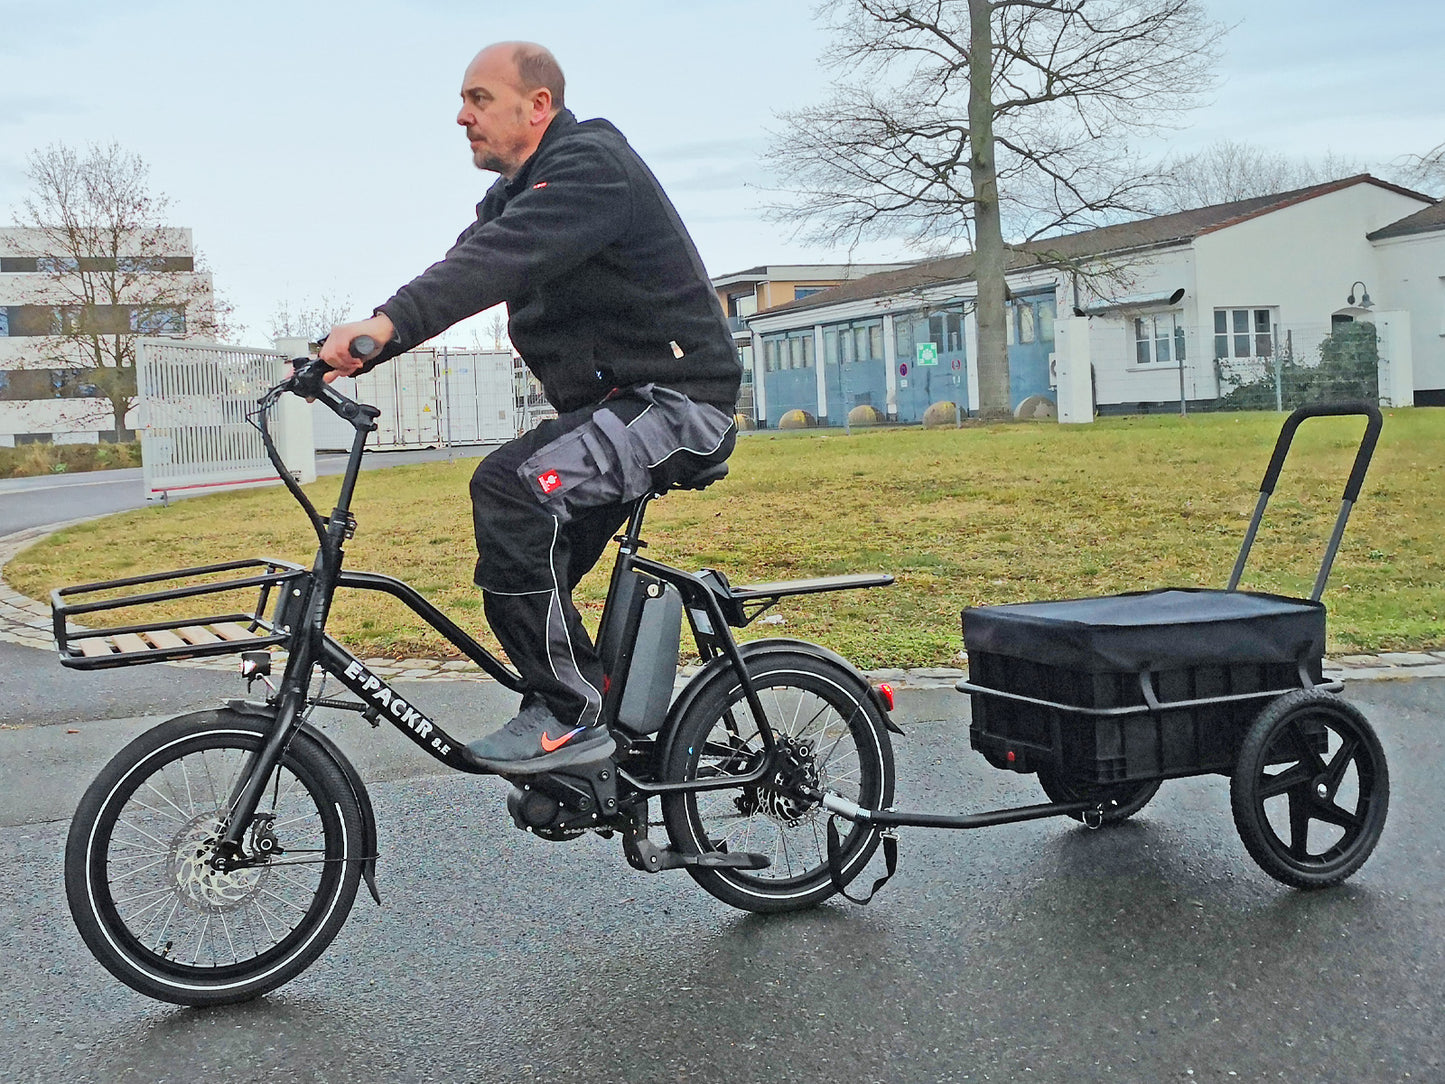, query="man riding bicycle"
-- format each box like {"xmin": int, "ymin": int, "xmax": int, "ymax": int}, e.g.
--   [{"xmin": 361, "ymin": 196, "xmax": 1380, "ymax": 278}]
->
[{"xmin": 320, "ymin": 41, "xmax": 740, "ymax": 770}]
